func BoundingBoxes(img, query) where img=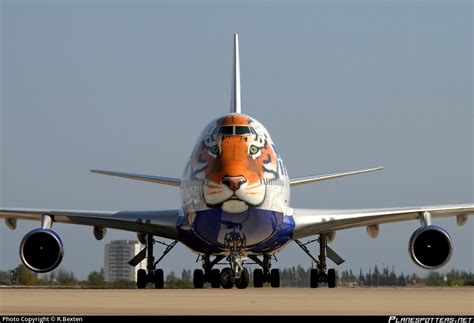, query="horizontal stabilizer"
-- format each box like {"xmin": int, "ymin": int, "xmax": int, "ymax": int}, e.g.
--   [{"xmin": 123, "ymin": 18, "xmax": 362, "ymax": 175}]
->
[
  {"xmin": 290, "ymin": 167, "xmax": 383, "ymax": 186},
  {"xmin": 91, "ymin": 169, "xmax": 181, "ymax": 187}
]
